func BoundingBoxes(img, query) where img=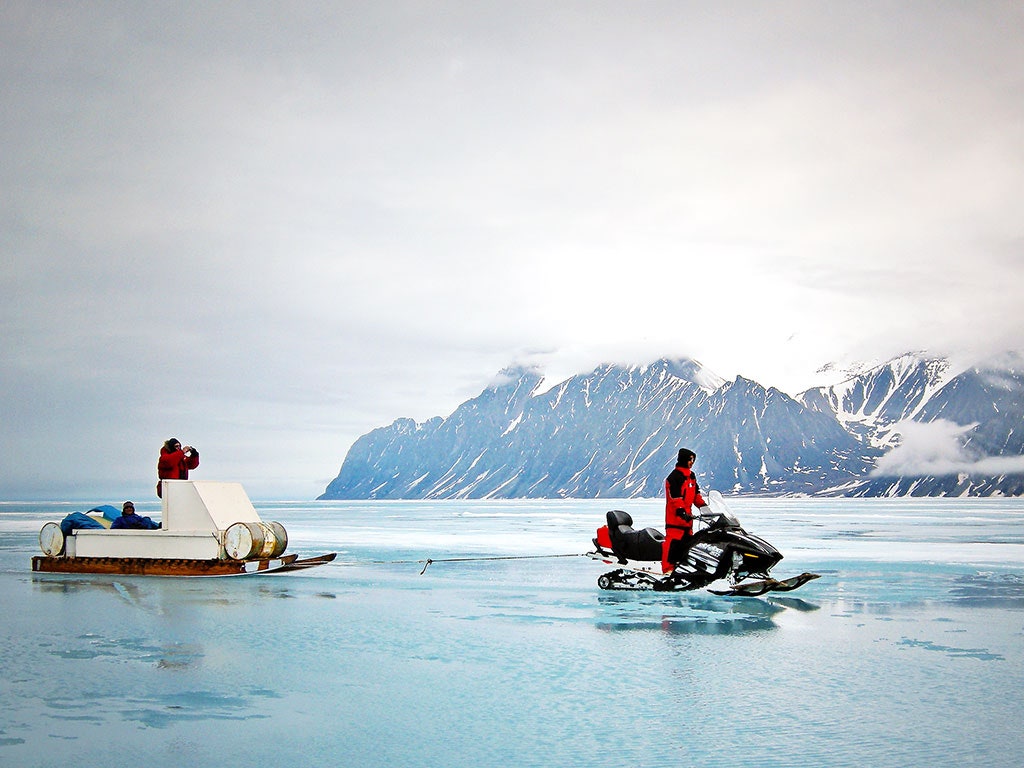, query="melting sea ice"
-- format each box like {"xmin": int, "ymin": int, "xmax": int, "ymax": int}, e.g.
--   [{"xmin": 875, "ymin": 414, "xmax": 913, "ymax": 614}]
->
[{"xmin": 1, "ymin": 496, "xmax": 1022, "ymax": 768}]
